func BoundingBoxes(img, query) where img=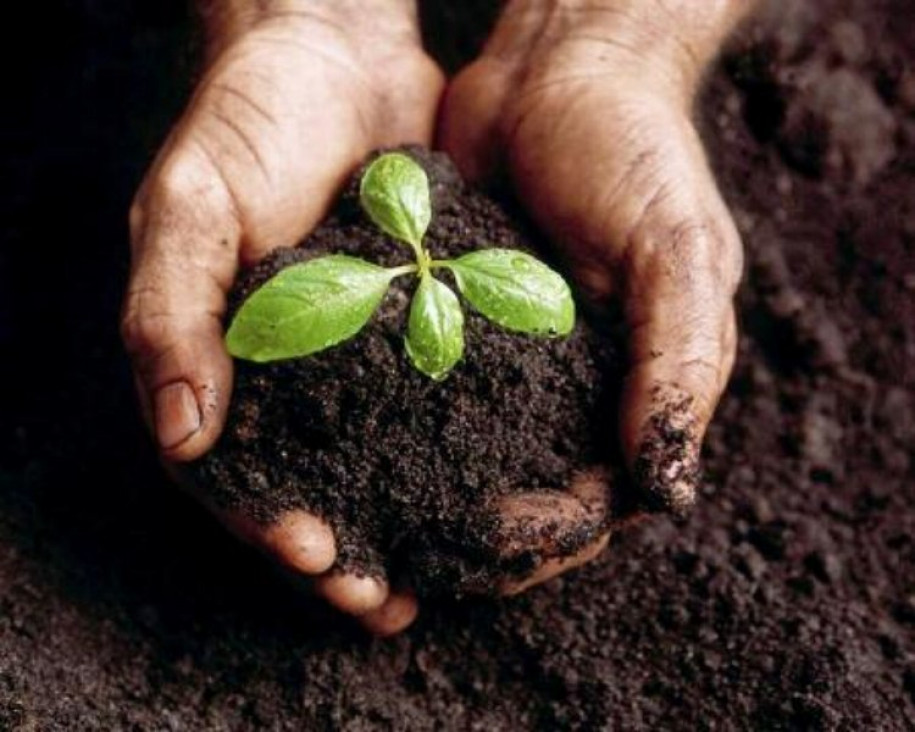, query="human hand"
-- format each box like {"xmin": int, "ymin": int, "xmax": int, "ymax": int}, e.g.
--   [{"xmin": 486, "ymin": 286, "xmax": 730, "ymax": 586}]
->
[
  {"xmin": 121, "ymin": 0, "xmax": 443, "ymax": 635},
  {"xmin": 441, "ymin": 0, "xmax": 751, "ymax": 582}
]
